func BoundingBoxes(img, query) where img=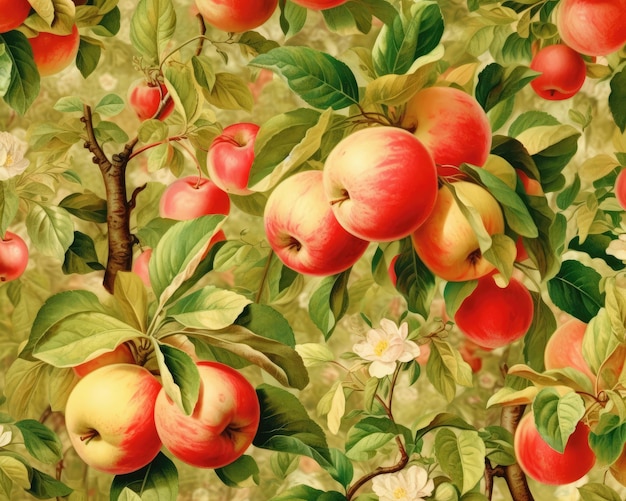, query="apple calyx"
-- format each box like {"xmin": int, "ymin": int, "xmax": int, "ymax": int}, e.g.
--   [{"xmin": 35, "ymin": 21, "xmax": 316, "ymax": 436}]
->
[
  {"xmin": 466, "ymin": 248, "xmax": 482, "ymax": 266},
  {"xmin": 286, "ymin": 236, "xmax": 302, "ymax": 252}
]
